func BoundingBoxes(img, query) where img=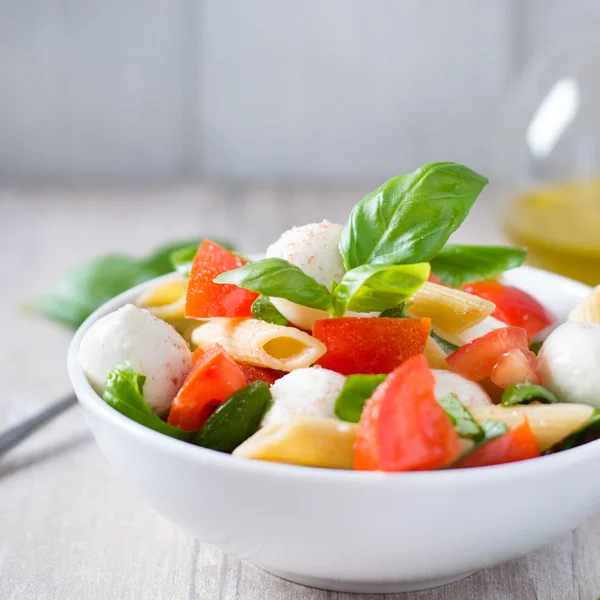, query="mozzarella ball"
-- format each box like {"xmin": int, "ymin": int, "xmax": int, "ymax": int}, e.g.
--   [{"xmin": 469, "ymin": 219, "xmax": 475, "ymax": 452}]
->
[
  {"xmin": 433, "ymin": 369, "xmax": 492, "ymax": 406},
  {"xmin": 262, "ymin": 367, "xmax": 346, "ymax": 428},
  {"xmin": 266, "ymin": 221, "xmax": 345, "ymax": 330},
  {"xmin": 538, "ymin": 321, "xmax": 600, "ymax": 407},
  {"xmin": 78, "ymin": 304, "xmax": 192, "ymax": 416}
]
